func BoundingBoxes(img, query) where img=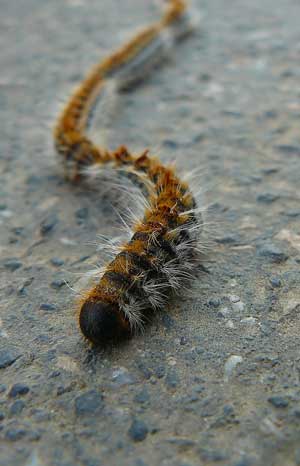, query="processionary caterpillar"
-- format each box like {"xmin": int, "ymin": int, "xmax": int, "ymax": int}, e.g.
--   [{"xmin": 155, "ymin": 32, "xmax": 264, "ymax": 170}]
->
[{"xmin": 54, "ymin": 0, "xmax": 205, "ymax": 345}]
